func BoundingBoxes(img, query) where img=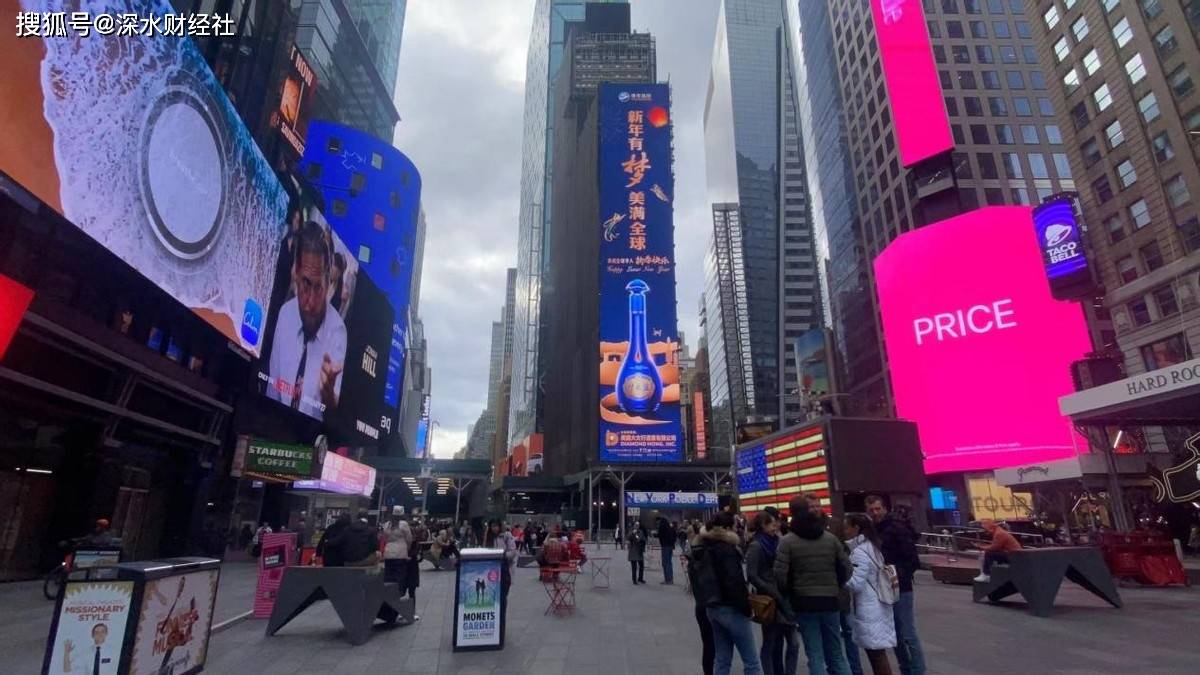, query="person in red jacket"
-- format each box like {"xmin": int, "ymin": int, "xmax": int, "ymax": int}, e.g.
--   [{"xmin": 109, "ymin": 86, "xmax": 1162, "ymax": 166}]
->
[{"xmin": 973, "ymin": 519, "xmax": 1022, "ymax": 582}]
